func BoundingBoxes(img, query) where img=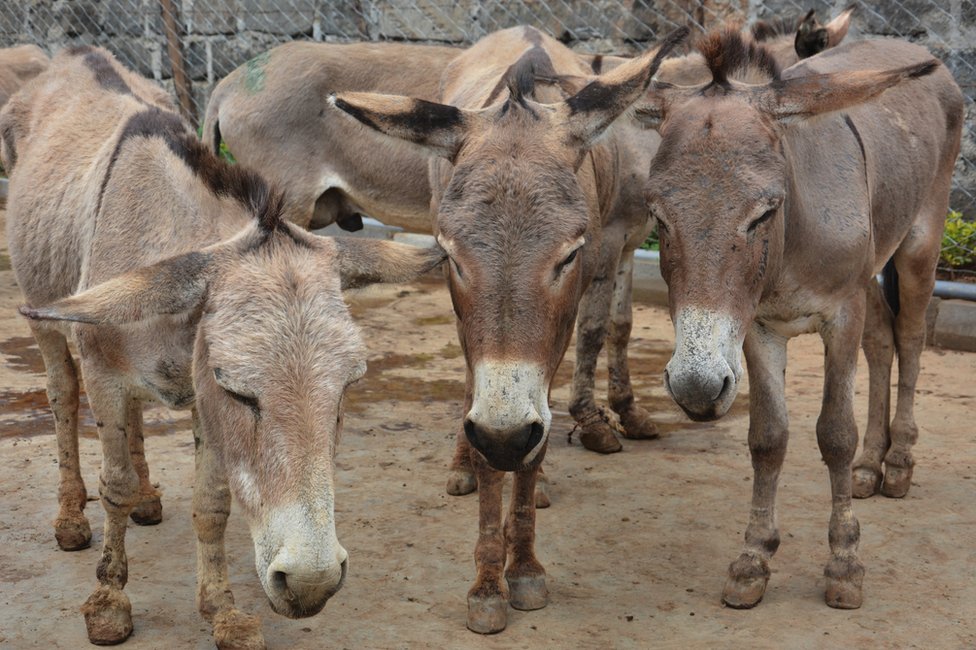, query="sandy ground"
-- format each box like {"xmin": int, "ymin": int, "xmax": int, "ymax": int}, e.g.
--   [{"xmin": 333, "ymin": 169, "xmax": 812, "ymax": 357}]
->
[{"xmin": 0, "ymin": 208, "xmax": 974, "ymax": 649}]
